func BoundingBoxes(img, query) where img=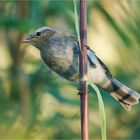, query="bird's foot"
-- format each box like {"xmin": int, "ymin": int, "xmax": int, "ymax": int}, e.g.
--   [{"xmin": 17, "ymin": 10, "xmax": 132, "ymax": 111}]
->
[
  {"xmin": 77, "ymin": 86, "xmax": 90, "ymax": 95},
  {"xmin": 77, "ymin": 87, "xmax": 84, "ymax": 95}
]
